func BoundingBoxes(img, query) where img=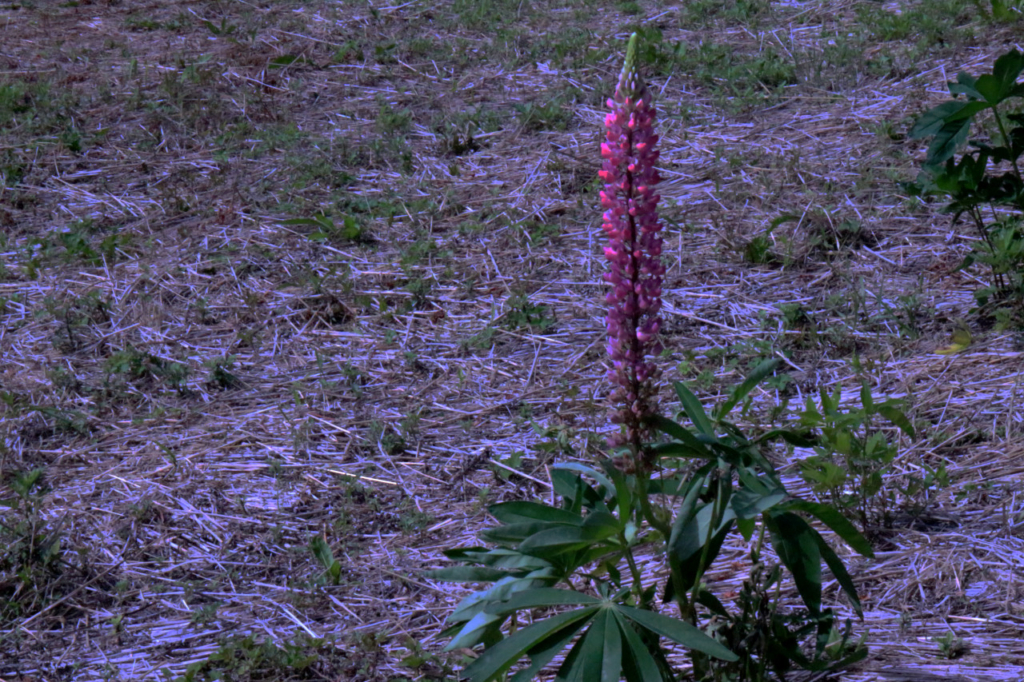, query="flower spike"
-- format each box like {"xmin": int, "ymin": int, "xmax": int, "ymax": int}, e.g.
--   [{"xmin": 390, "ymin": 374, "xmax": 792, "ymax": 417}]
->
[{"xmin": 601, "ymin": 32, "xmax": 665, "ymax": 470}]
